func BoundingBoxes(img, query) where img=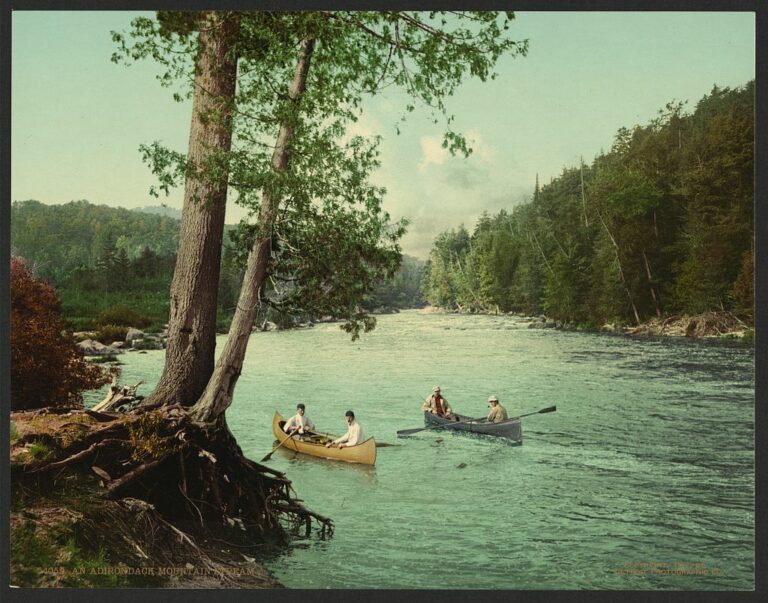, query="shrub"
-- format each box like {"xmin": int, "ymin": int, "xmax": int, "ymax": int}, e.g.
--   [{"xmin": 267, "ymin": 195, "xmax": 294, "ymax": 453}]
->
[
  {"xmin": 96, "ymin": 305, "xmax": 151, "ymax": 329},
  {"xmin": 10, "ymin": 257, "xmax": 111, "ymax": 410},
  {"xmin": 28, "ymin": 441, "xmax": 52, "ymax": 461},
  {"xmin": 95, "ymin": 324, "xmax": 129, "ymax": 344}
]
